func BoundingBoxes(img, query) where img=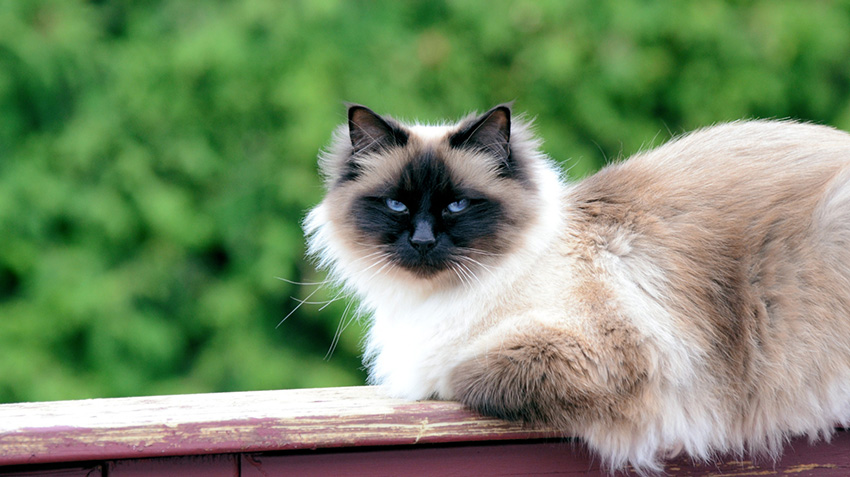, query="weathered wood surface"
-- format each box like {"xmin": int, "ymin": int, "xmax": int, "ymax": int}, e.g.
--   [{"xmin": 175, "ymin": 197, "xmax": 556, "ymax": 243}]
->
[
  {"xmin": 0, "ymin": 386, "xmax": 558, "ymax": 467},
  {"xmin": 1, "ymin": 386, "xmax": 849, "ymax": 475},
  {"xmin": 244, "ymin": 434, "xmax": 850, "ymax": 477}
]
